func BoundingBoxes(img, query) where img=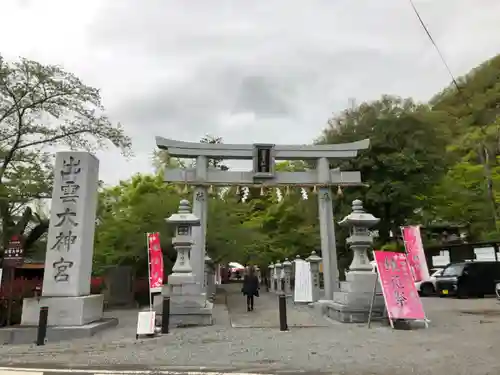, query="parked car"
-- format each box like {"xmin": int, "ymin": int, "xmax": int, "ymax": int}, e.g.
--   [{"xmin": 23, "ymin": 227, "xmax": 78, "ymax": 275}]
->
[
  {"xmin": 415, "ymin": 268, "xmax": 443, "ymax": 296},
  {"xmin": 436, "ymin": 261, "xmax": 500, "ymax": 298}
]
